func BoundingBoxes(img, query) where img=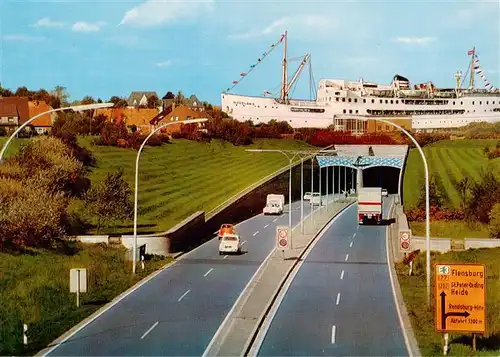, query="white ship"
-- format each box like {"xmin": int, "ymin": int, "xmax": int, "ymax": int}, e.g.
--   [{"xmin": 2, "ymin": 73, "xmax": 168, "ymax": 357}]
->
[{"xmin": 221, "ymin": 32, "xmax": 500, "ymax": 132}]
